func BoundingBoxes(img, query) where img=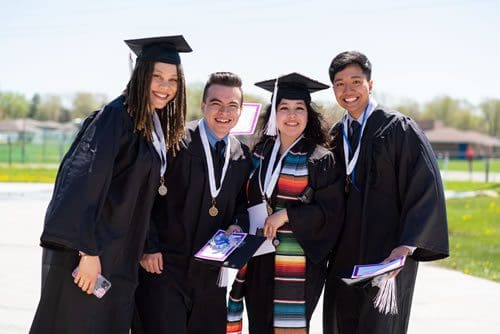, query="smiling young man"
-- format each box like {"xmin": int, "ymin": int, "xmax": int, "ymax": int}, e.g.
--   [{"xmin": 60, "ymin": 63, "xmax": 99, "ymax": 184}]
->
[
  {"xmin": 323, "ymin": 51, "xmax": 449, "ymax": 334},
  {"xmin": 133, "ymin": 72, "xmax": 252, "ymax": 334}
]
